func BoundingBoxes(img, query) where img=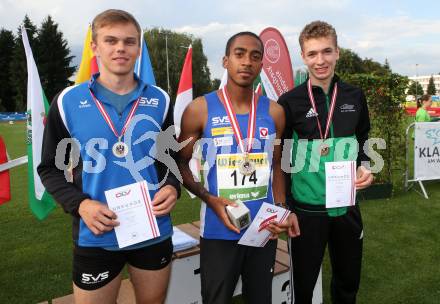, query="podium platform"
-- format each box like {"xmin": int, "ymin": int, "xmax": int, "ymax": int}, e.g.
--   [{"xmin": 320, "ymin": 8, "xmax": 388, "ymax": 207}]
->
[{"xmin": 42, "ymin": 221, "xmax": 323, "ymax": 304}]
